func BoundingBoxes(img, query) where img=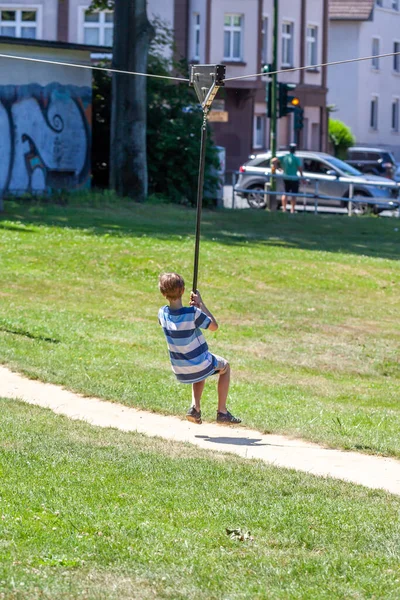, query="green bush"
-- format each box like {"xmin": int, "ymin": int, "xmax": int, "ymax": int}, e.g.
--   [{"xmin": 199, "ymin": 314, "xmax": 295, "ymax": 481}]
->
[{"xmin": 329, "ymin": 119, "xmax": 355, "ymax": 160}]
